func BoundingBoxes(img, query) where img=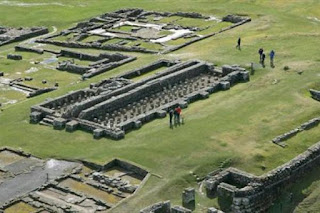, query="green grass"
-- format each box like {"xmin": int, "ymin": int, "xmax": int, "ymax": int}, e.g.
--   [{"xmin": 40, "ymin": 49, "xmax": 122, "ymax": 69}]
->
[{"xmin": 0, "ymin": 0, "xmax": 320, "ymax": 212}]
